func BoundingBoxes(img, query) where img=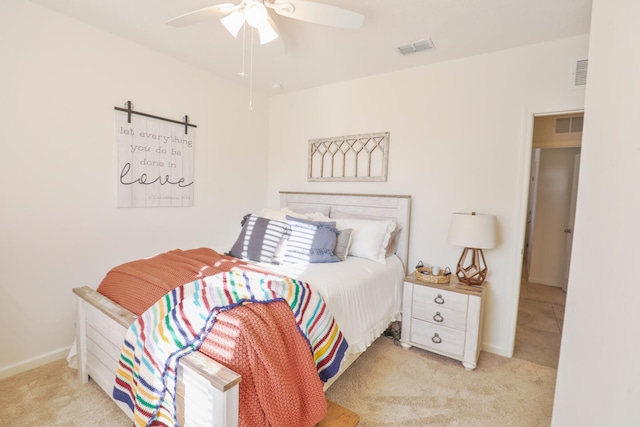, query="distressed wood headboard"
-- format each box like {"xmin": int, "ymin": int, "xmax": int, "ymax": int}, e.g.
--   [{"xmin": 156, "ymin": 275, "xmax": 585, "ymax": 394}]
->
[{"xmin": 280, "ymin": 192, "xmax": 412, "ymax": 272}]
